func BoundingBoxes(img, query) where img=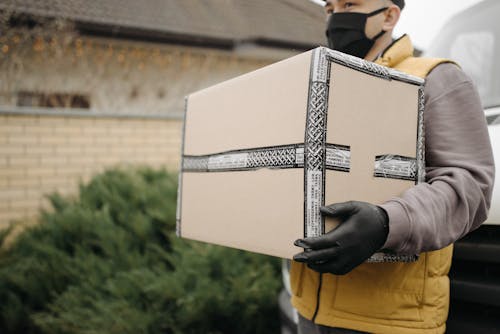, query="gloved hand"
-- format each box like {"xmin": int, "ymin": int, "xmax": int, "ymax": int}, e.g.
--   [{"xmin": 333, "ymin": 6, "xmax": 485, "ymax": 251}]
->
[{"xmin": 293, "ymin": 201, "xmax": 389, "ymax": 275}]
